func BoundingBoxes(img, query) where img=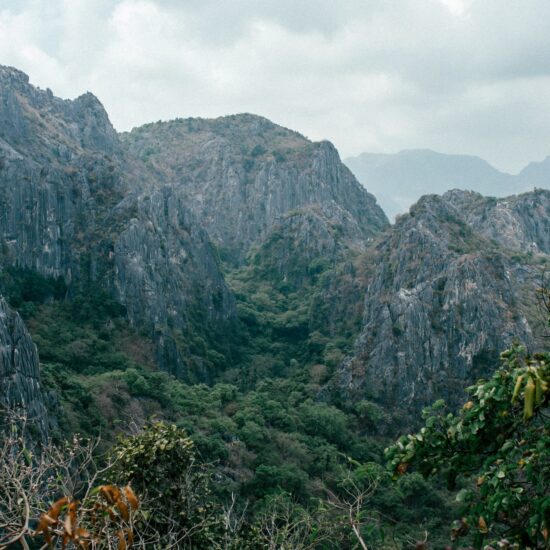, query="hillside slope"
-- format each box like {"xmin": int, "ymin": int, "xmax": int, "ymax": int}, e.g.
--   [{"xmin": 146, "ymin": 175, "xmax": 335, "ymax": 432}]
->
[
  {"xmin": 122, "ymin": 115, "xmax": 388, "ymax": 263},
  {"xmin": 331, "ymin": 190, "xmax": 549, "ymax": 422}
]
